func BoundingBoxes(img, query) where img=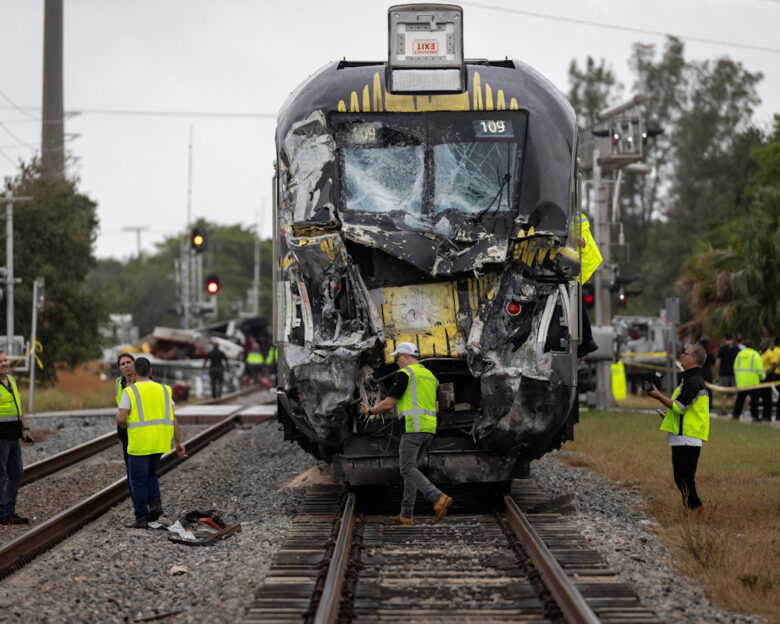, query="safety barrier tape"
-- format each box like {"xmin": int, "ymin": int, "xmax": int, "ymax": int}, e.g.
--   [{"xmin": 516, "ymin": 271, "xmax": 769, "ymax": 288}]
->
[
  {"xmin": 705, "ymin": 379, "xmax": 780, "ymax": 393},
  {"xmin": 619, "ymin": 351, "xmax": 667, "ymax": 358},
  {"xmin": 11, "ymin": 339, "xmax": 44, "ymax": 370}
]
